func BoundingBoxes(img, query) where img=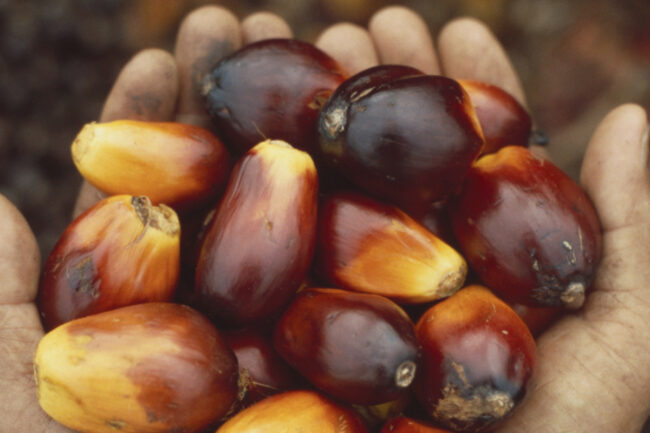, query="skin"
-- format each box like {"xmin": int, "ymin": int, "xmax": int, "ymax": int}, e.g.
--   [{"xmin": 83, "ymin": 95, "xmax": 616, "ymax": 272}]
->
[{"xmin": 1, "ymin": 5, "xmax": 647, "ymax": 433}]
